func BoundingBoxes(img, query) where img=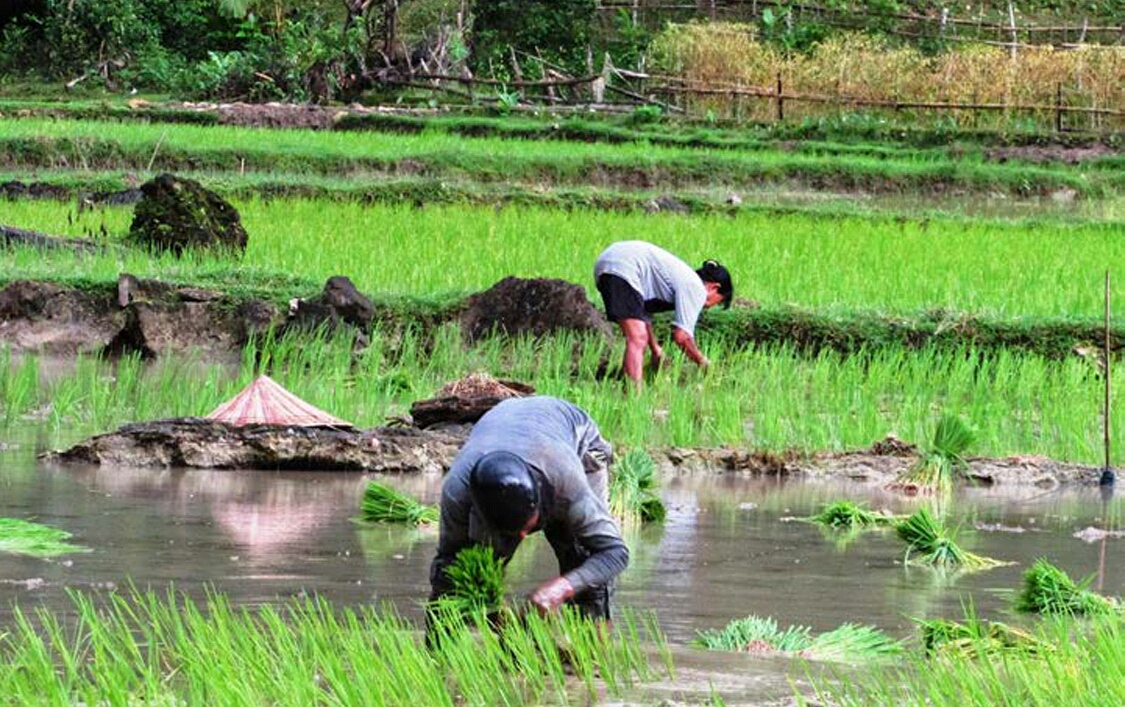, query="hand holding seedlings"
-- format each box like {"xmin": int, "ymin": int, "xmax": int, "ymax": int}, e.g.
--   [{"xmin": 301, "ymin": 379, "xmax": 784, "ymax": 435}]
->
[{"xmin": 529, "ymin": 576, "xmax": 576, "ymax": 615}]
